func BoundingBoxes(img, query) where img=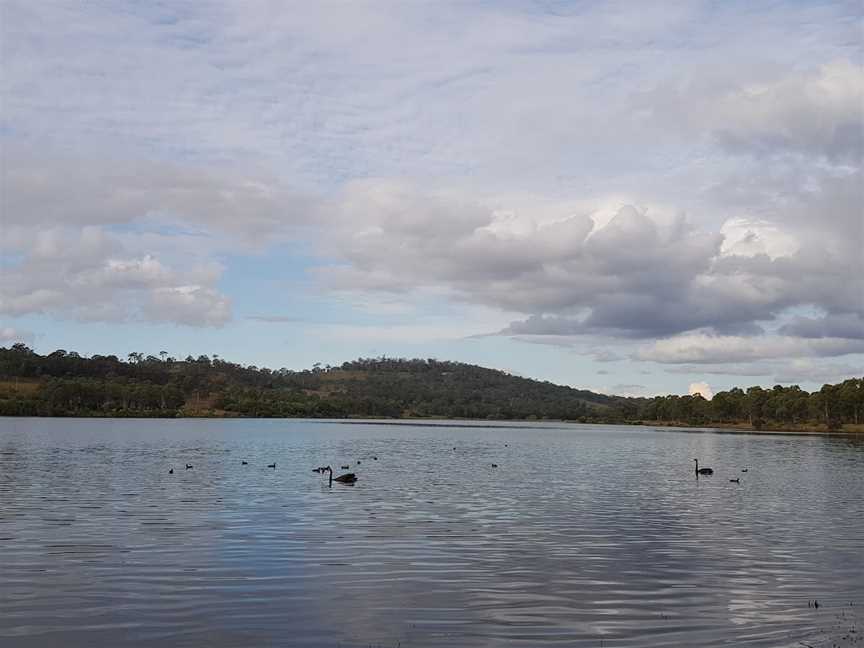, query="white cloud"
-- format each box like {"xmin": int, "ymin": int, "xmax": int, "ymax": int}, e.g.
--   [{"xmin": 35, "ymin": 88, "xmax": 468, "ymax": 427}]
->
[
  {"xmin": 709, "ymin": 60, "xmax": 864, "ymax": 162},
  {"xmin": 0, "ymin": 228, "xmax": 232, "ymax": 327},
  {"xmin": 720, "ymin": 217, "xmax": 800, "ymax": 259},
  {"xmin": 689, "ymin": 381, "xmax": 714, "ymax": 400}
]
